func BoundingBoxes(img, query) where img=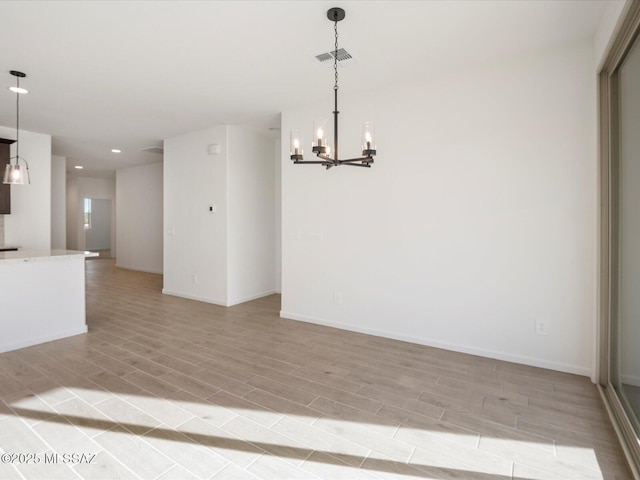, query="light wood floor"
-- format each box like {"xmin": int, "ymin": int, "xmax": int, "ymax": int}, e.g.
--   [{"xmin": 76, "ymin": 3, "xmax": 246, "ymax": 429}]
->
[{"xmin": 0, "ymin": 260, "xmax": 632, "ymax": 479}]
